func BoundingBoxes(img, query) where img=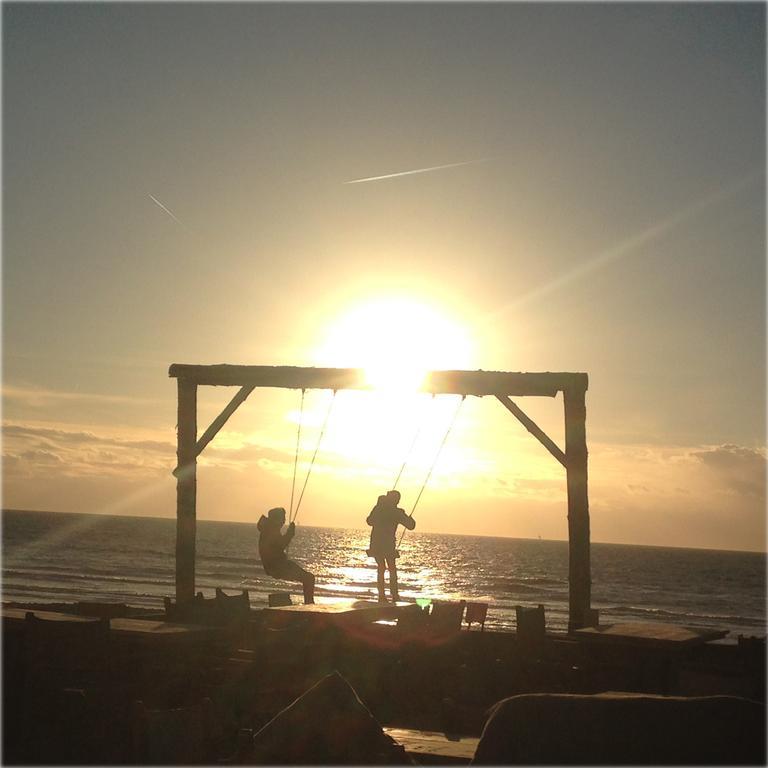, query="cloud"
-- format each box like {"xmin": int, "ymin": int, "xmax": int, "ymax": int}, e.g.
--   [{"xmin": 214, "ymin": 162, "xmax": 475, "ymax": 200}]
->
[
  {"xmin": 589, "ymin": 441, "xmax": 767, "ymax": 504},
  {"xmin": 3, "ymin": 385, "xmax": 160, "ymax": 407},
  {"xmin": 202, "ymin": 441, "xmax": 291, "ymax": 465},
  {"xmin": 691, "ymin": 444, "xmax": 767, "ymax": 498},
  {"xmin": 508, "ymin": 477, "xmax": 566, "ymax": 501},
  {"xmin": 2, "ymin": 421, "xmax": 175, "ymax": 480},
  {"xmin": 3, "ymin": 419, "xmax": 323, "ymax": 489},
  {"xmin": 3, "ymin": 416, "xmax": 765, "ymax": 549},
  {"xmin": 585, "ymin": 441, "xmax": 766, "ymax": 550},
  {"xmin": 3, "ymin": 423, "xmax": 174, "ymax": 454},
  {"xmin": 196, "ymin": 437, "xmax": 297, "ymax": 481},
  {"xmin": 466, "ymin": 471, "xmax": 565, "ymax": 502},
  {"xmin": 19, "ymin": 449, "xmax": 63, "ymax": 464}
]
